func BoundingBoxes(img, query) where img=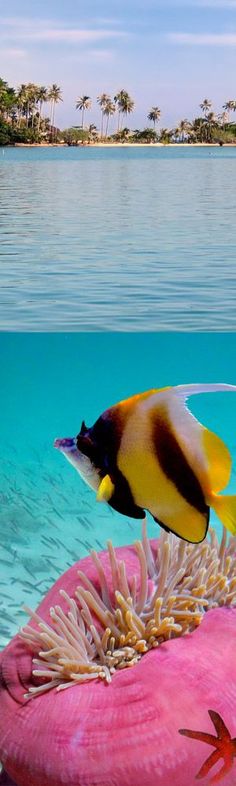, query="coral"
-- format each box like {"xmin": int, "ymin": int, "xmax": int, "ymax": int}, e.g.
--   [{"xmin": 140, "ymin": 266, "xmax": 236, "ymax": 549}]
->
[
  {"xmin": 1, "ymin": 524, "xmax": 236, "ymax": 786},
  {"xmin": 21, "ymin": 522, "xmax": 236, "ymax": 695}
]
